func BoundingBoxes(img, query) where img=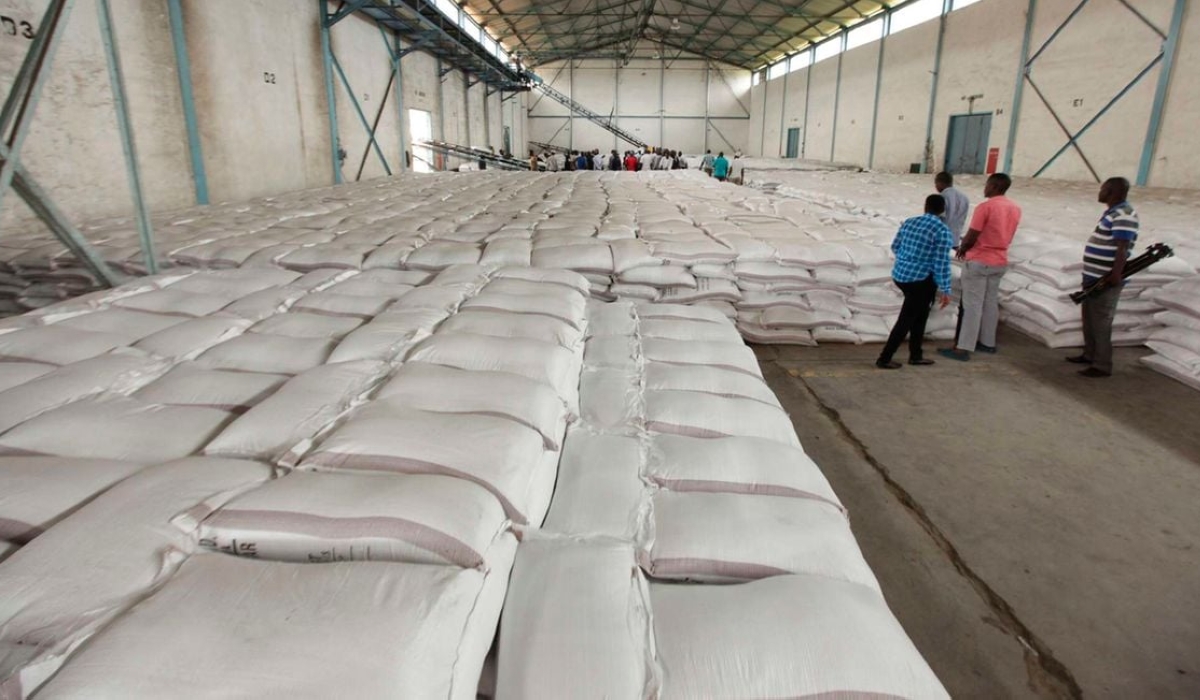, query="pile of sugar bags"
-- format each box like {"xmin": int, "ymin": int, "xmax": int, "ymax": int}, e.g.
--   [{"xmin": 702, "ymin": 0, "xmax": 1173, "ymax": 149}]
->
[
  {"xmin": 494, "ymin": 299, "xmax": 948, "ymax": 699},
  {"xmin": 3, "ymin": 171, "xmax": 954, "ymax": 347},
  {"xmin": 1141, "ymin": 277, "xmax": 1200, "ymax": 390},
  {"xmin": 0, "ymin": 264, "xmax": 587, "ymax": 697}
]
